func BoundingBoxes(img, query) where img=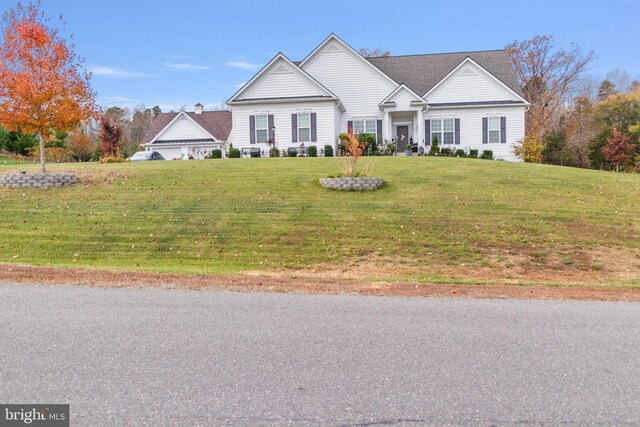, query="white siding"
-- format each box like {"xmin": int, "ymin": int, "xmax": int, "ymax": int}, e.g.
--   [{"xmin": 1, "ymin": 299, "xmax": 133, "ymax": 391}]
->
[
  {"xmin": 426, "ymin": 105, "xmax": 525, "ymax": 161},
  {"xmin": 155, "ymin": 114, "xmax": 211, "ymax": 141},
  {"xmin": 239, "ymin": 58, "xmax": 327, "ymax": 100},
  {"xmin": 301, "ymin": 40, "xmax": 397, "ymax": 132},
  {"xmin": 387, "ymin": 88, "xmax": 422, "ymax": 110},
  {"xmin": 426, "ymin": 61, "xmax": 520, "ymax": 103},
  {"xmin": 231, "ymin": 101, "xmax": 336, "ymax": 149},
  {"xmin": 151, "ymin": 147, "xmax": 183, "ymax": 160}
]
